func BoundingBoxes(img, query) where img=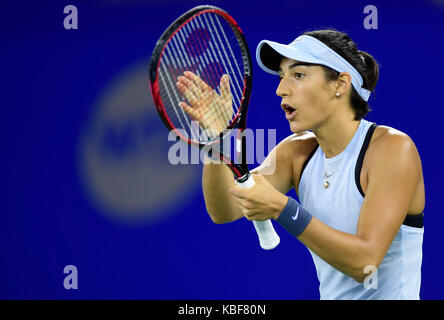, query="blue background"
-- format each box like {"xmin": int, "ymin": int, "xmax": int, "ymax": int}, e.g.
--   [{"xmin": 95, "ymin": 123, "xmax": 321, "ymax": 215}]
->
[{"xmin": 2, "ymin": 0, "xmax": 444, "ymax": 299}]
